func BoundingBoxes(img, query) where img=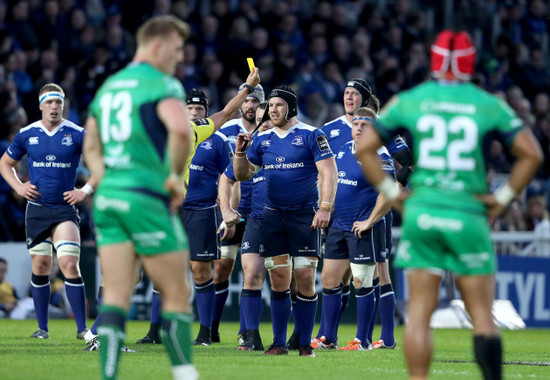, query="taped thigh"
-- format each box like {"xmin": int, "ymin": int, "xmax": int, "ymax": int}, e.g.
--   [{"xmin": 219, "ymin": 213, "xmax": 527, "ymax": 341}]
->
[
  {"xmin": 293, "ymin": 256, "xmax": 318, "ymax": 269},
  {"xmin": 54, "ymin": 240, "xmax": 81, "ymax": 258},
  {"xmin": 264, "ymin": 254, "xmax": 290, "ymax": 271},
  {"xmin": 350, "ymin": 262, "xmax": 376, "ymax": 288},
  {"xmin": 221, "ymin": 245, "xmax": 239, "ymax": 260},
  {"xmin": 29, "ymin": 239, "xmax": 53, "ymax": 257}
]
